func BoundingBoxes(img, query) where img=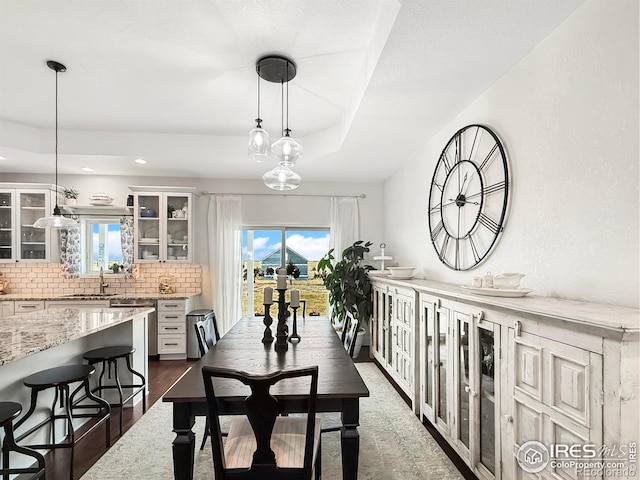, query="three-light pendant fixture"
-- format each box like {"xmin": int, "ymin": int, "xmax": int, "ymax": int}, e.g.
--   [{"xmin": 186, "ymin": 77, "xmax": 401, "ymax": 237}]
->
[{"xmin": 248, "ymin": 55, "xmax": 302, "ymax": 191}]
